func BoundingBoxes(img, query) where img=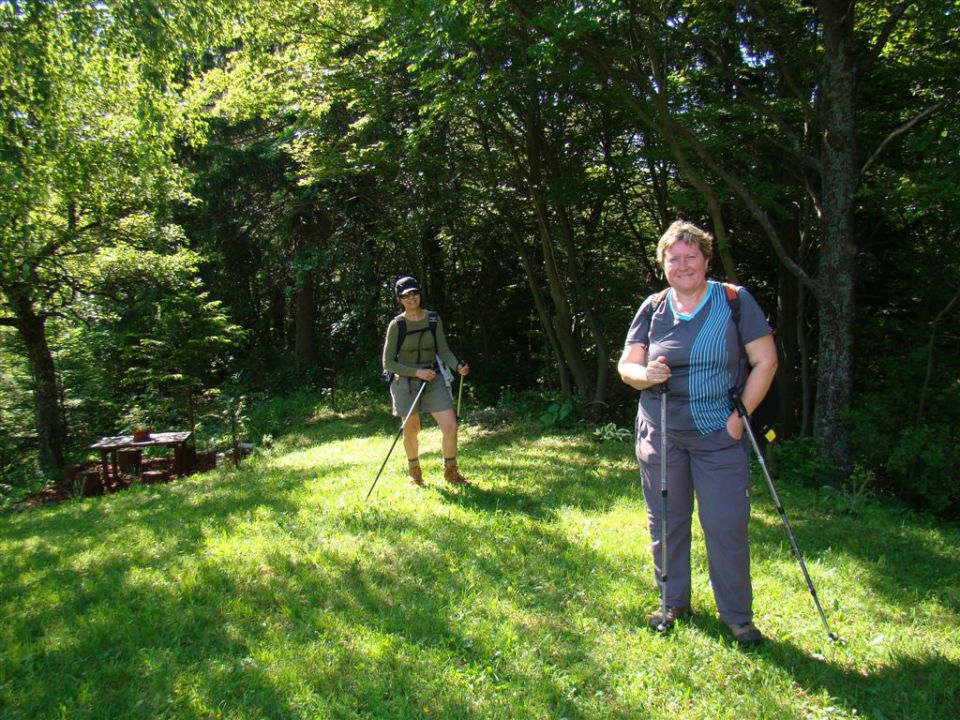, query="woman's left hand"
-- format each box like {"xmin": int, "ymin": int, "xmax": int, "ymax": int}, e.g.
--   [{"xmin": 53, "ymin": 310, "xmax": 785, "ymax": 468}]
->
[
  {"xmin": 457, "ymin": 362, "xmax": 470, "ymax": 376},
  {"xmin": 726, "ymin": 412, "xmax": 743, "ymax": 441}
]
